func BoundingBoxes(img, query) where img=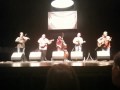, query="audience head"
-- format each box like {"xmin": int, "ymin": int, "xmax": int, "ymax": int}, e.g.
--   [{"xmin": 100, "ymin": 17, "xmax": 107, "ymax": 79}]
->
[
  {"xmin": 112, "ymin": 52, "xmax": 120, "ymax": 88},
  {"xmin": 45, "ymin": 63, "xmax": 80, "ymax": 90}
]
